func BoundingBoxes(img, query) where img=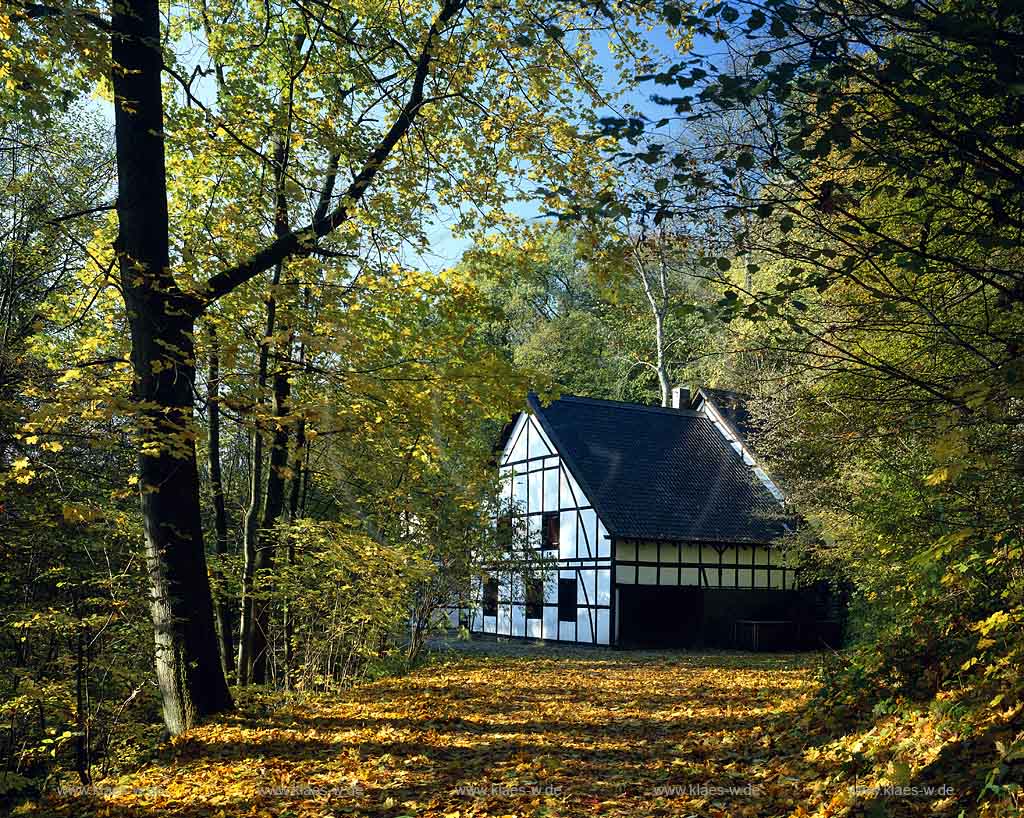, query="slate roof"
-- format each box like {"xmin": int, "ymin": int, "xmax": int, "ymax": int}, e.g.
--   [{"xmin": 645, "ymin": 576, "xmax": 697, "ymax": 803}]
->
[{"xmin": 527, "ymin": 393, "xmax": 790, "ymax": 545}]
